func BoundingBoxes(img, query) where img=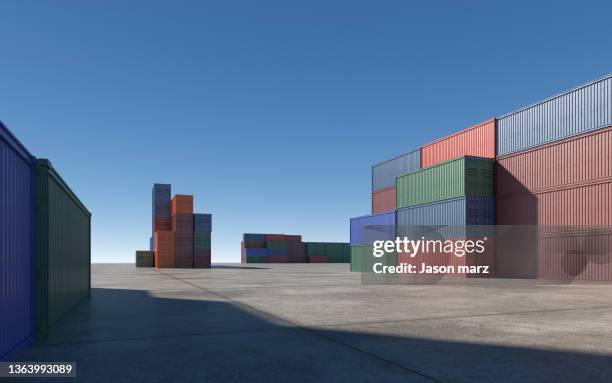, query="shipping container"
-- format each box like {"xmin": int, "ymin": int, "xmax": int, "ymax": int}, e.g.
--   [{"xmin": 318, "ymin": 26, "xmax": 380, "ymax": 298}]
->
[
  {"xmin": 245, "ymin": 256, "xmax": 267, "ymax": 263},
  {"xmin": 152, "ymin": 184, "xmax": 171, "ymax": 233},
  {"xmin": 285, "ymin": 235, "xmax": 302, "ymax": 242},
  {"xmin": 173, "ymin": 213, "xmax": 194, "ymax": 268},
  {"xmin": 396, "ymin": 197, "xmax": 494, "ymax": 238},
  {"xmin": 372, "ymin": 187, "xmax": 396, "ymax": 214},
  {"xmin": 35, "ymin": 159, "xmax": 91, "ymax": 339},
  {"xmin": 194, "ymin": 249, "xmax": 211, "ymax": 269},
  {"xmin": 325, "ymin": 243, "xmax": 346, "ymax": 263},
  {"xmin": 372, "ymin": 149, "xmax": 420, "ymax": 191},
  {"xmin": 194, "ymin": 231, "xmax": 211, "ymax": 250},
  {"xmin": 266, "ymin": 234, "xmax": 286, "ymax": 241},
  {"xmin": 243, "ymin": 240, "xmax": 266, "ymax": 248},
  {"xmin": 193, "ymin": 213, "xmax": 212, "ymax": 232},
  {"xmin": 0, "ymin": 121, "xmax": 35, "ymax": 361},
  {"xmin": 421, "ymin": 119, "xmax": 496, "ymax": 167},
  {"xmin": 267, "ymin": 240, "xmax": 288, "ymax": 251},
  {"xmin": 245, "ymin": 248, "xmax": 267, "ymax": 257},
  {"xmin": 396, "ymin": 156, "xmax": 493, "ymax": 209},
  {"xmin": 171, "ymin": 195, "xmax": 193, "ymax": 215},
  {"xmin": 153, "ymin": 217, "xmax": 171, "ymax": 232},
  {"xmin": 135, "ymin": 251, "xmax": 154, "ymax": 267},
  {"xmin": 308, "ymin": 256, "xmax": 328, "ymax": 263},
  {"xmin": 350, "ymin": 245, "xmax": 396, "ymax": 272},
  {"xmin": 495, "ymin": 126, "xmax": 612, "ymax": 198},
  {"xmin": 244, "ymin": 233, "xmax": 266, "ymax": 241},
  {"xmin": 305, "ymin": 242, "xmax": 326, "ymax": 257},
  {"xmin": 149, "ymin": 236, "xmax": 153, "ymax": 252},
  {"xmin": 497, "ymin": 74, "xmax": 612, "ymax": 156},
  {"xmin": 154, "ymin": 231, "xmax": 175, "ymax": 268},
  {"xmin": 268, "ymin": 256, "xmax": 288, "ymax": 263},
  {"xmin": 350, "ymin": 212, "xmax": 396, "ymax": 245},
  {"xmin": 287, "ymin": 242, "xmax": 306, "ymax": 263}
]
